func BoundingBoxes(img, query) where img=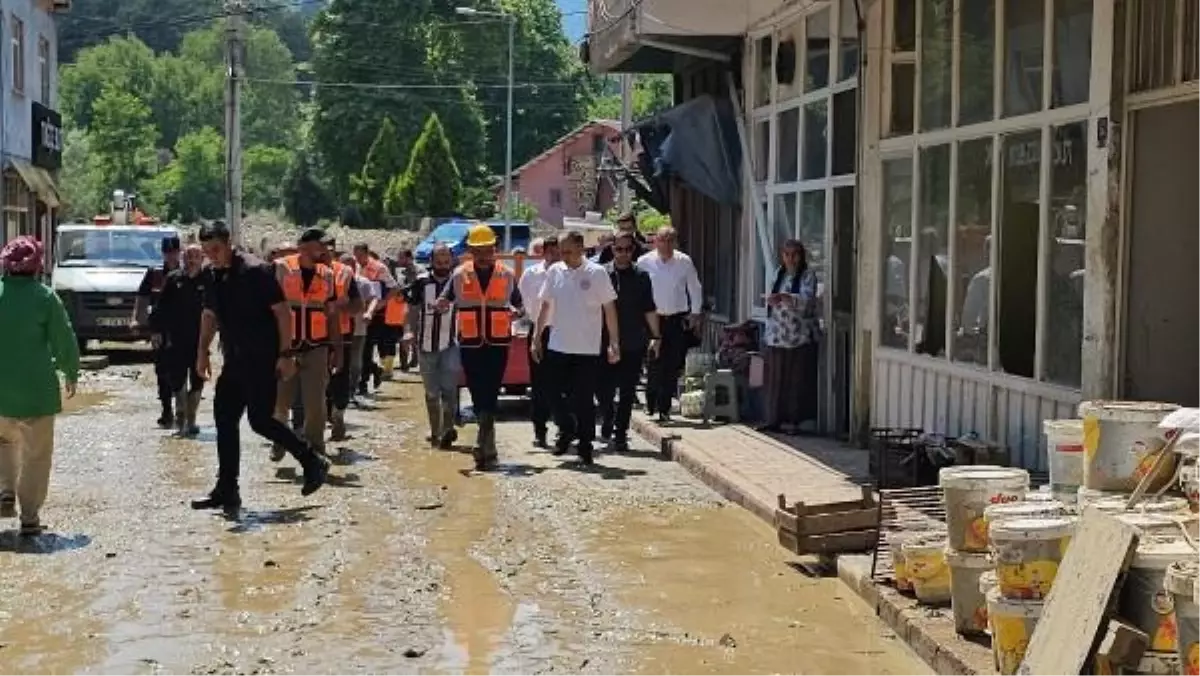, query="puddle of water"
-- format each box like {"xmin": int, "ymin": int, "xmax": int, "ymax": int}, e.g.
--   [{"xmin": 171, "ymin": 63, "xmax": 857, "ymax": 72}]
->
[
  {"xmin": 587, "ymin": 505, "xmax": 930, "ymax": 675},
  {"xmin": 397, "ymin": 438, "xmax": 514, "ymax": 675},
  {"xmin": 0, "ymin": 578, "xmax": 107, "ymax": 673},
  {"xmin": 61, "ymin": 388, "xmax": 110, "ymax": 415}
]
